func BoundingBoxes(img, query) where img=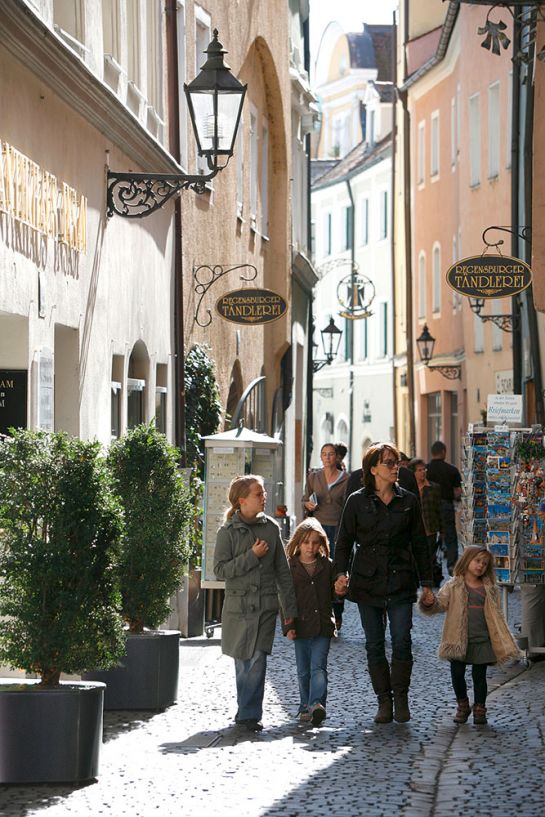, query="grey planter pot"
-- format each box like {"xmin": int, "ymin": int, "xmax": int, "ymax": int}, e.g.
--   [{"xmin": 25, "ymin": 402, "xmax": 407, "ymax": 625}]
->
[
  {"xmin": 82, "ymin": 630, "xmax": 180, "ymax": 710},
  {"xmin": 0, "ymin": 679, "xmax": 105, "ymax": 784}
]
